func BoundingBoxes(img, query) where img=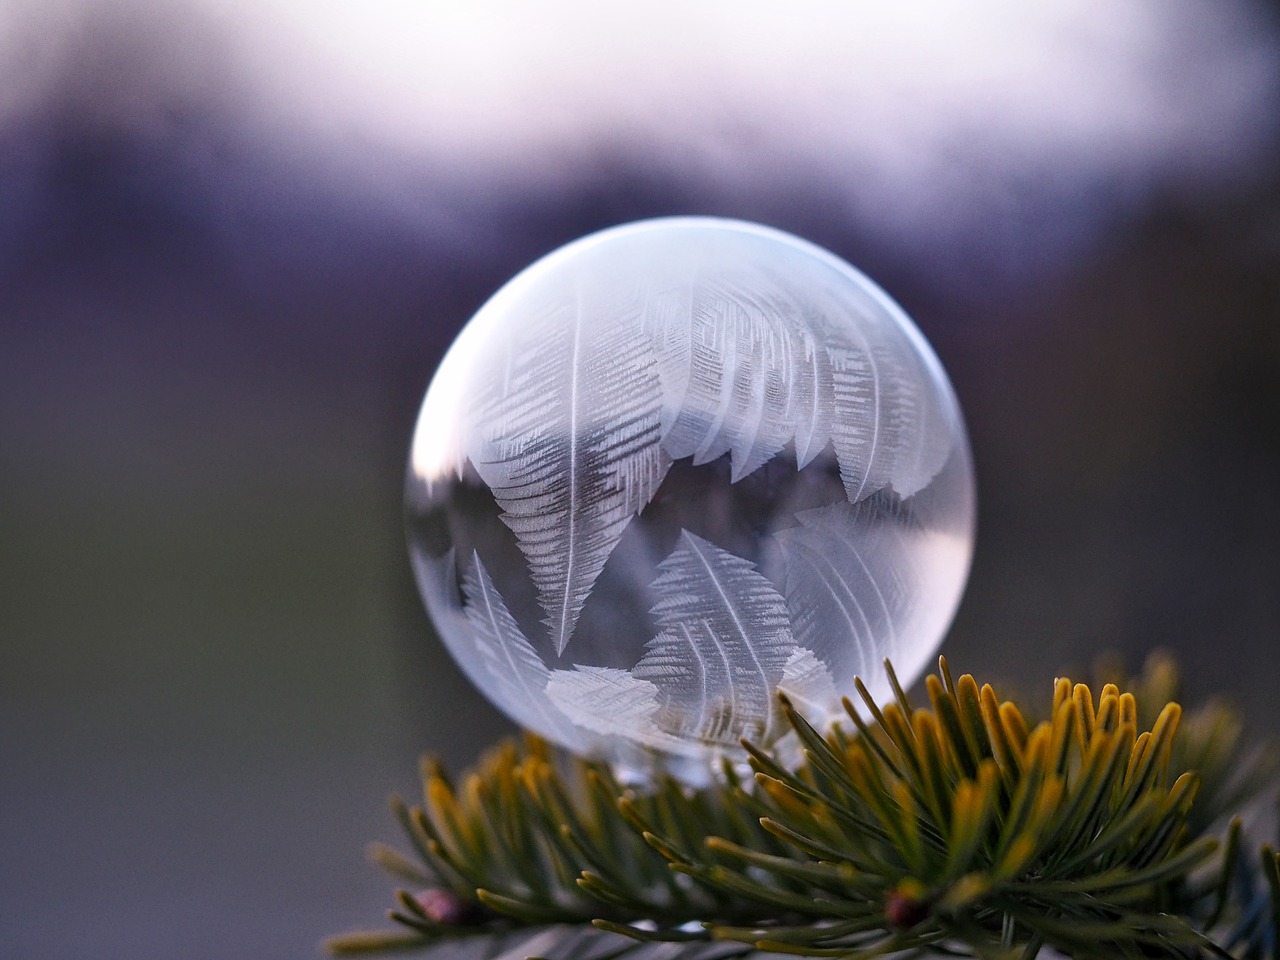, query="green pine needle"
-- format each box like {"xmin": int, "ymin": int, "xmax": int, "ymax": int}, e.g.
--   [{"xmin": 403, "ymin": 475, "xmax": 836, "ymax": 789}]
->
[{"xmin": 327, "ymin": 654, "xmax": 1279, "ymax": 959}]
